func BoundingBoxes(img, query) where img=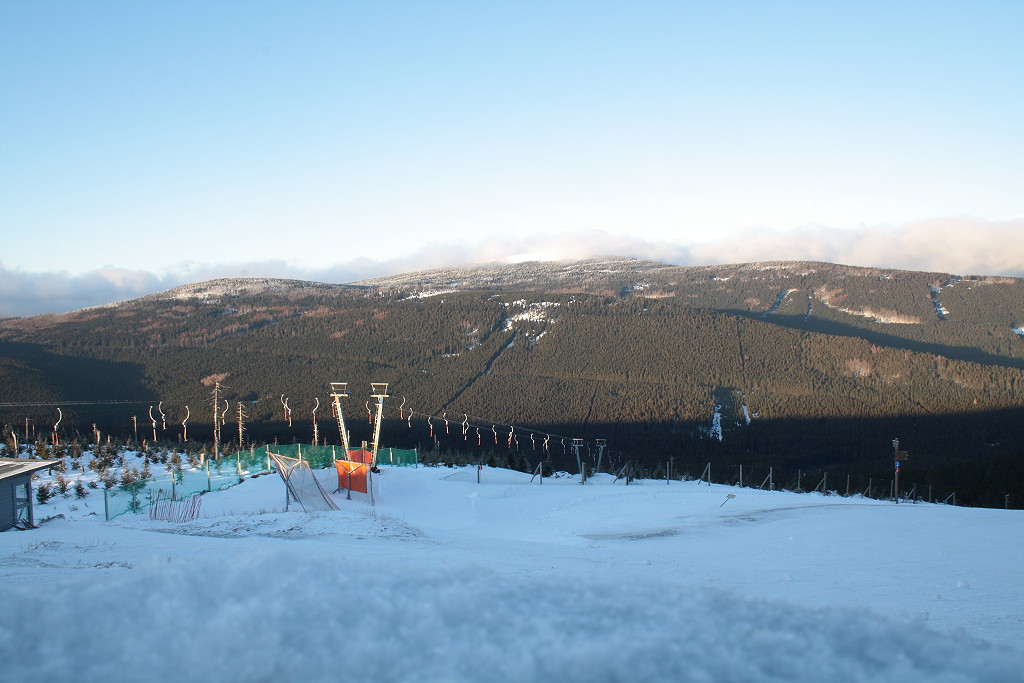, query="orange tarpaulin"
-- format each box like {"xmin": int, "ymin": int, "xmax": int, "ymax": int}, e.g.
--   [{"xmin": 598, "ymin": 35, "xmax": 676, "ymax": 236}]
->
[
  {"xmin": 346, "ymin": 449, "xmax": 373, "ymax": 464},
  {"xmin": 334, "ymin": 459, "xmax": 368, "ymax": 494}
]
